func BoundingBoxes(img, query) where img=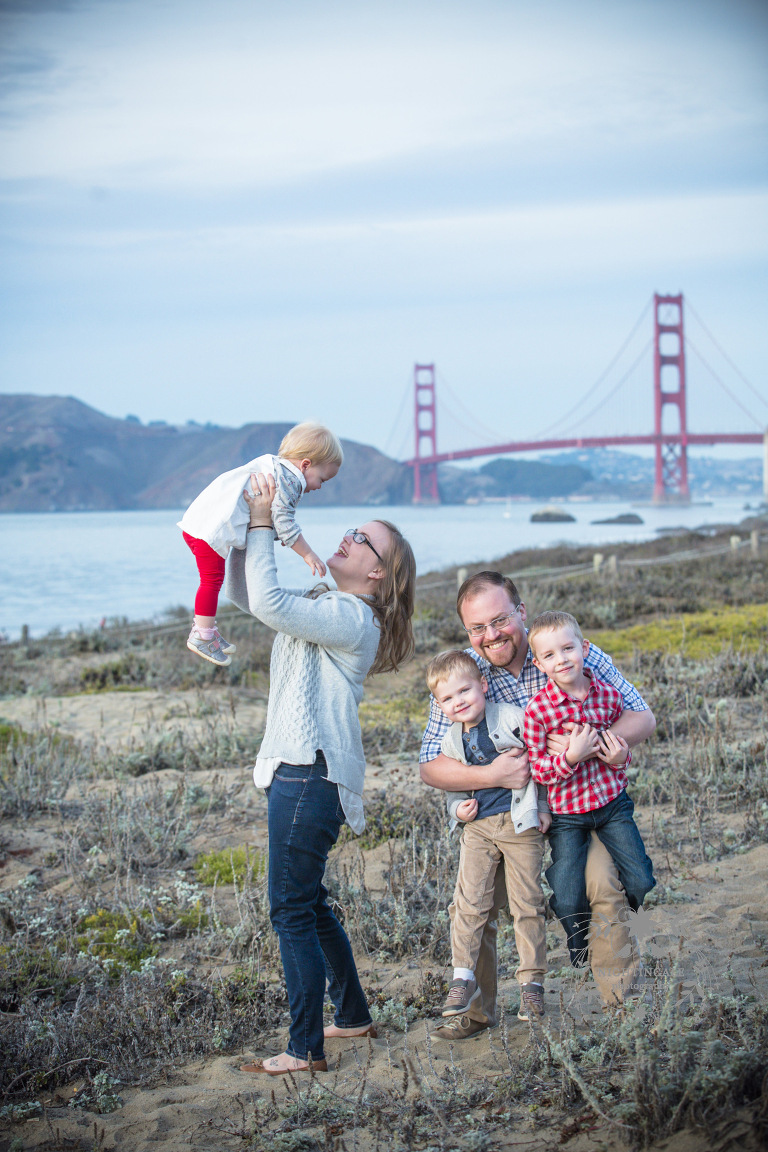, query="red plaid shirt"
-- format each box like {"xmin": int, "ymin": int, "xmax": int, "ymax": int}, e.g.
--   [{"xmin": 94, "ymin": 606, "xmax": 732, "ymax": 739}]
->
[{"xmin": 524, "ymin": 671, "xmax": 630, "ymax": 814}]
